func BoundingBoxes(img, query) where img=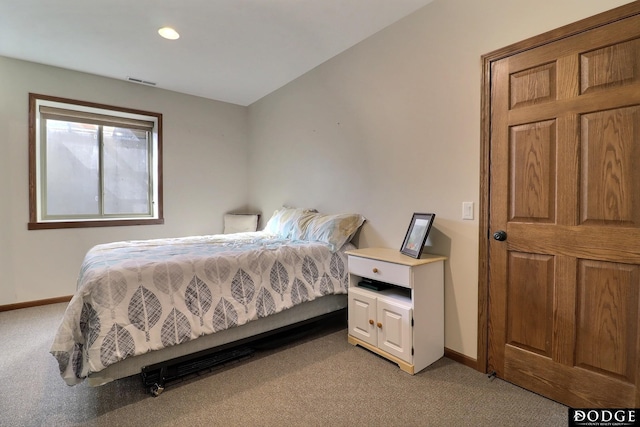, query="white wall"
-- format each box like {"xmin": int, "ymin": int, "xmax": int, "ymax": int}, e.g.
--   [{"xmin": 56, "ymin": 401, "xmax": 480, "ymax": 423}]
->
[
  {"xmin": 247, "ymin": 0, "xmax": 632, "ymax": 359},
  {"xmin": 0, "ymin": 57, "xmax": 249, "ymax": 304}
]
